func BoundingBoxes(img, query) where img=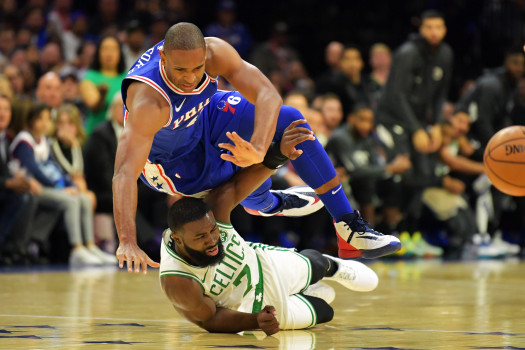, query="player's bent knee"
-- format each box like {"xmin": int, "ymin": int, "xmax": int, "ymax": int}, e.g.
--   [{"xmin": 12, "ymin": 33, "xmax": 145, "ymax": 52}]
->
[
  {"xmin": 302, "ymin": 294, "xmax": 334, "ymax": 324},
  {"xmin": 299, "ymin": 249, "xmax": 327, "ymax": 284}
]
